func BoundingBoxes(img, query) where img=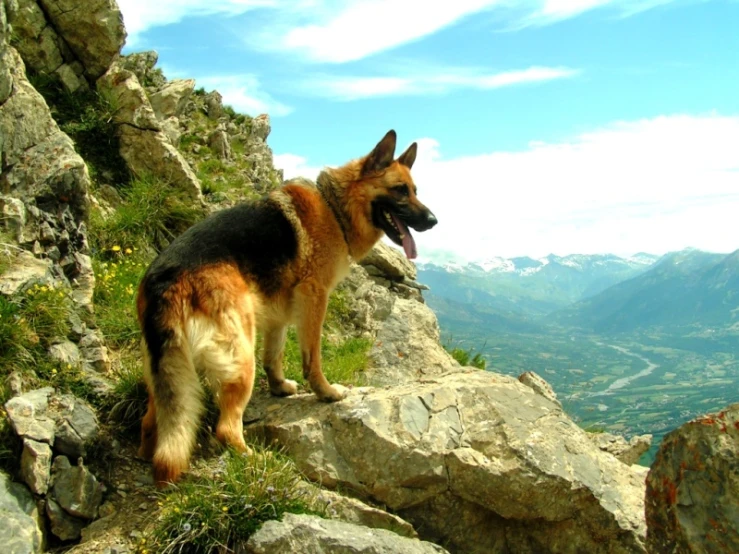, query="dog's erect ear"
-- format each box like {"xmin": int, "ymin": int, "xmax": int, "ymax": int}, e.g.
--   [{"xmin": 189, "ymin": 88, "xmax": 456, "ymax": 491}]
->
[
  {"xmin": 397, "ymin": 142, "xmax": 417, "ymax": 169},
  {"xmin": 362, "ymin": 130, "xmax": 397, "ymax": 176}
]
